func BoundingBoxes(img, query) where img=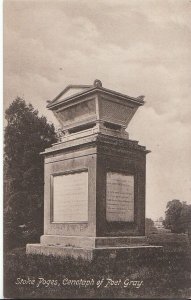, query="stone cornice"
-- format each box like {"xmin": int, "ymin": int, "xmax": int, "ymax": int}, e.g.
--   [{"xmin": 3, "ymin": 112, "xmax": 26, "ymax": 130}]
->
[{"xmin": 41, "ymin": 133, "xmax": 150, "ymax": 156}]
